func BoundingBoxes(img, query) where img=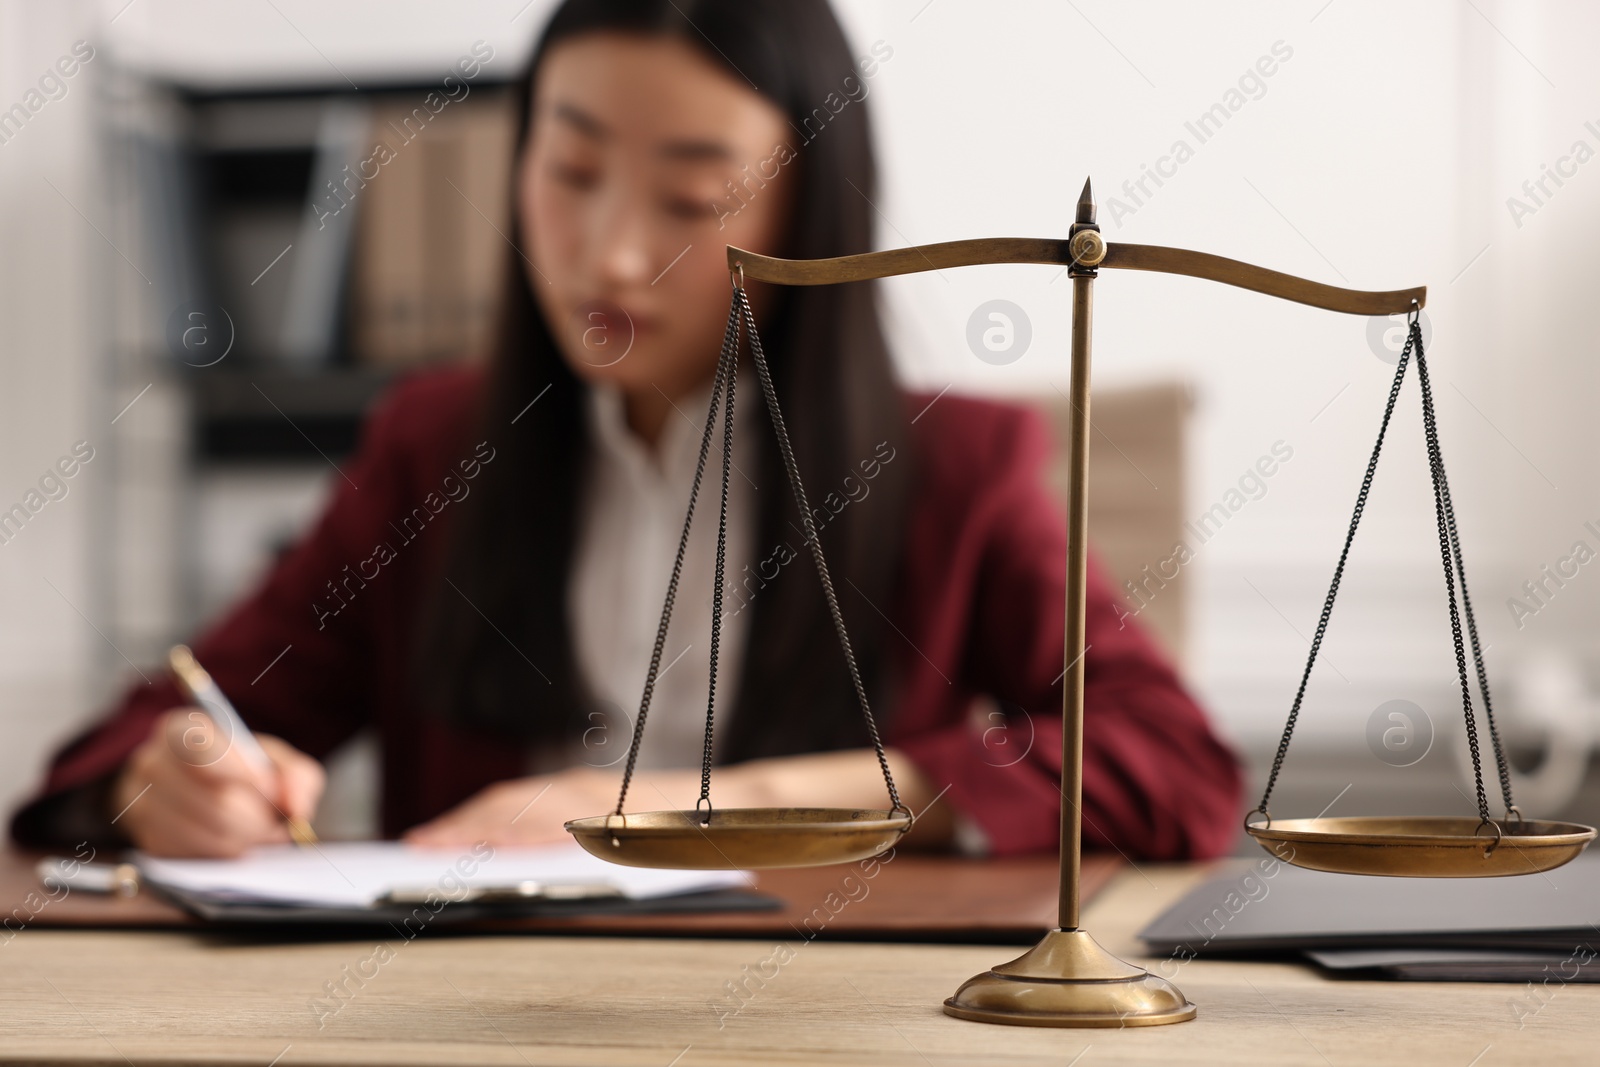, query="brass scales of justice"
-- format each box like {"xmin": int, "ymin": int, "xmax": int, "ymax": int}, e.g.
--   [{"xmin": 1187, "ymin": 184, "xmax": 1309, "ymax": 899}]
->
[{"xmin": 566, "ymin": 179, "xmax": 1598, "ymax": 1027}]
